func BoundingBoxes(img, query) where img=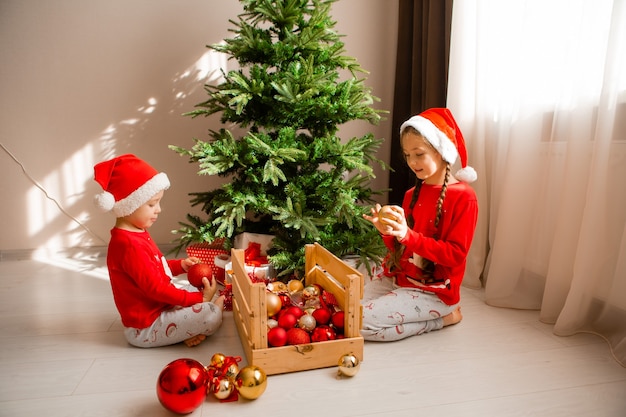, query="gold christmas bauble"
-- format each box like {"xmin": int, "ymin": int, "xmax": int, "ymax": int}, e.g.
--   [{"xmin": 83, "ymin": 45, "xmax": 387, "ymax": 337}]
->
[
  {"xmin": 267, "ymin": 281, "xmax": 288, "ymax": 293},
  {"xmin": 266, "ymin": 292, "xmax": 282, "ymax": 317},
  {"xmin": 236, "ymin": 366, "xmax": 267, "ymax": 400},
  {"xmin": 287, "ymin": 279, "xmax": 304, "ymax": 294},
  {"xmin": 212, "ymin": 377, "xmax": 234, "ymax": 400},
  {"xmin": 337, "ymin": 353, "xmax": 361, "ymax": 377},
  {"xmin": 302, "ymin": 284, "xmax": 320, "ymax": 300},
  {"xmin": 209, "ymin": 353, "xmax": 226, "ymax": 369},
  {"xmin": 377, "ymin": 205, "xmax": 395, "ymax": 225},
  {"xmin": 224, "ymin": 362, "xmax": 240, "ymax": 381}
]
